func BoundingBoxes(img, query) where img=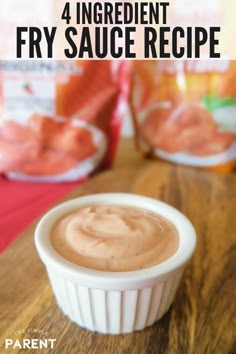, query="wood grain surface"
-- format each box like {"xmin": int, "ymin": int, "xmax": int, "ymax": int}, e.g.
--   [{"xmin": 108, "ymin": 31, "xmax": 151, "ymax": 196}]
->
[{"xmin": 0, "ymin": 139, "xmax": 235, "ymax": 354}]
